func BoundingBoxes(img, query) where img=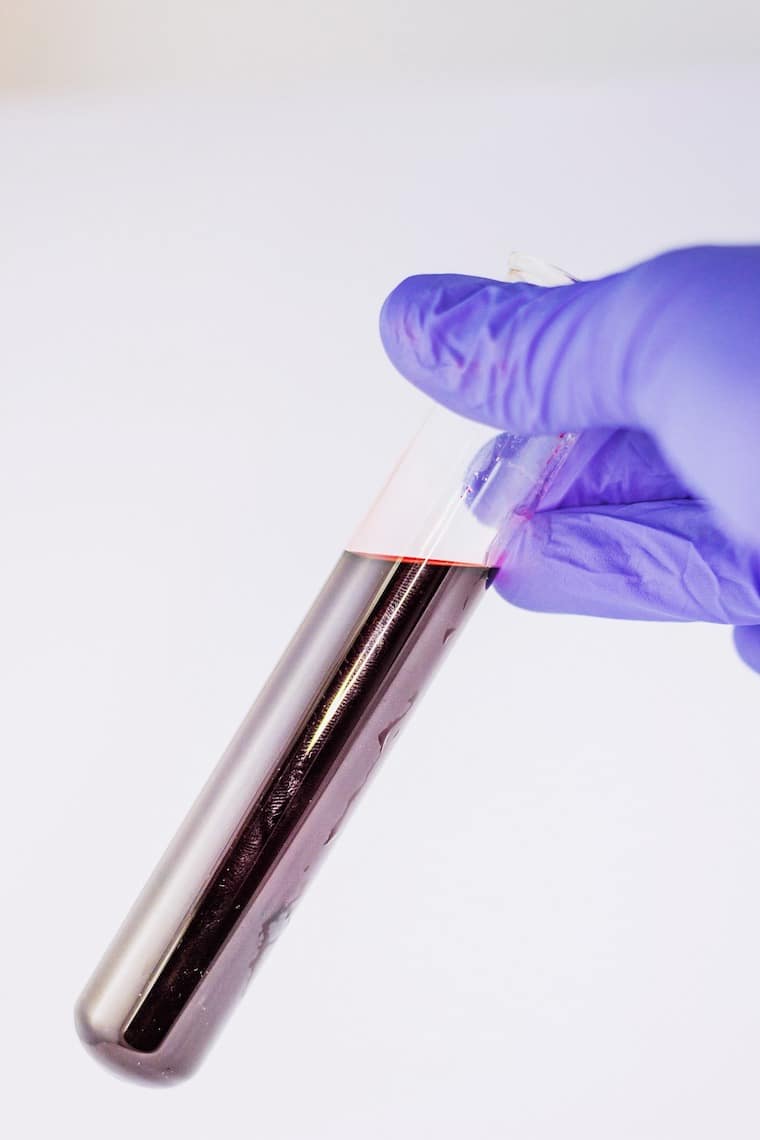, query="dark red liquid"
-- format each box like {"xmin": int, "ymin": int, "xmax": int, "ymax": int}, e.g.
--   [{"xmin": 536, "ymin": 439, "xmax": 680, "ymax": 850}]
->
[{"xmin": 78, "ymin": 553, "xmax": 489, "ymax": 1080}]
